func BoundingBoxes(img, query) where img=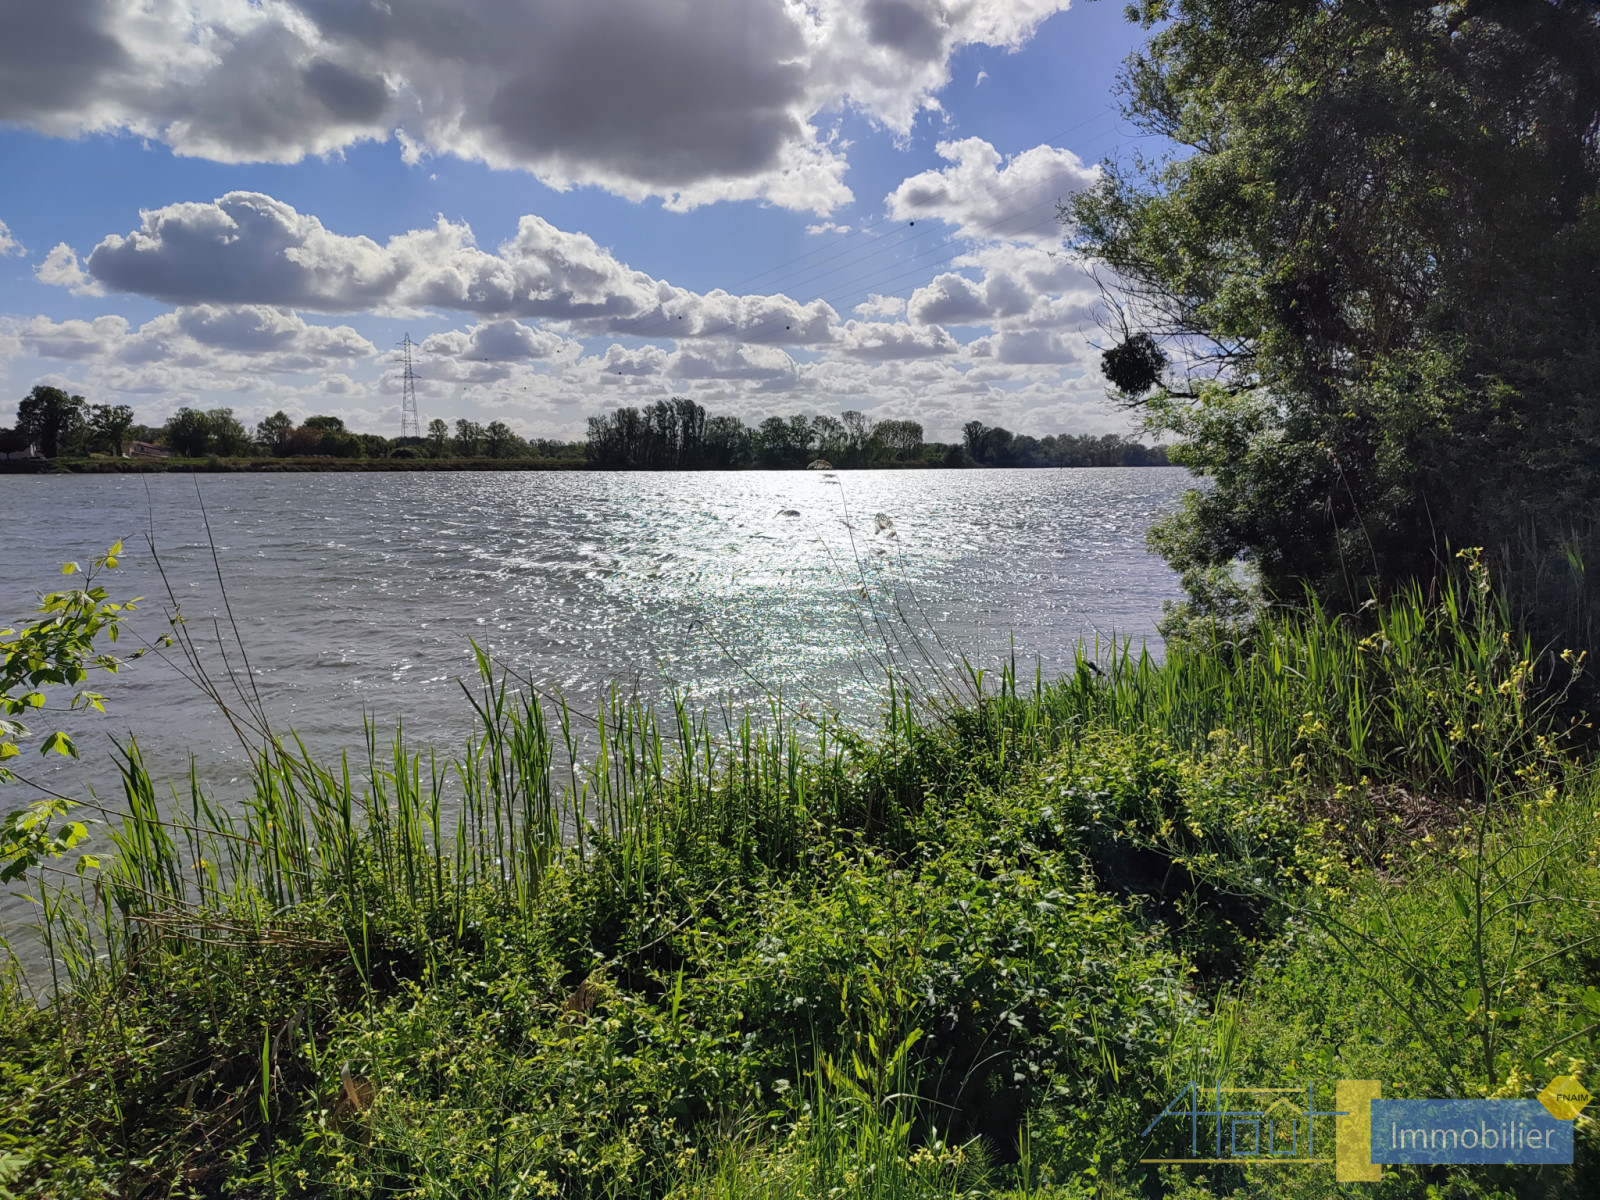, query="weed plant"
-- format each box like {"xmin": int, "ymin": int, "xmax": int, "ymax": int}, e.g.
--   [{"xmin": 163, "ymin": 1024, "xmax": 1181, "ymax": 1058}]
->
[{"xmin": 0, "ymin": 556, "xmax": 1595, "ymax": 1198}]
